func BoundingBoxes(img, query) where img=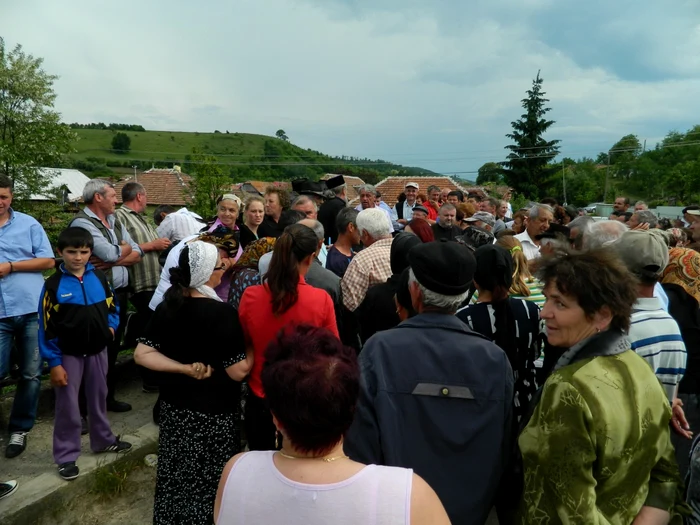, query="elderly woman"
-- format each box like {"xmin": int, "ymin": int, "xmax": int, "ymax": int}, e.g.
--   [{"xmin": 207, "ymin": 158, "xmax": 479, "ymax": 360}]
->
[
  {"xmin": 516, "ymin": 248, "xmax": 687, "ymax": 523},
  {"xmin": 199, "ymin": 194, "xmax": 244, "ymax": 301},
  {"xmin": 214, "ymin": 324, "xmax": 449, "ymax": 525},
  {"xmin": 135, "ymin": 241, "xmax": 251, "ymax": 524}
]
